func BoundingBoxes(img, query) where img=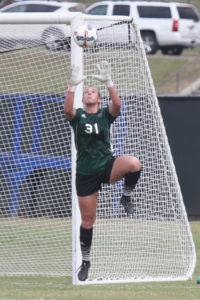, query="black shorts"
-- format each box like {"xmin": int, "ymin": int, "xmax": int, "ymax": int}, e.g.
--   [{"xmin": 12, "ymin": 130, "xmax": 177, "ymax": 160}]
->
[{"xmin": 76, "ymin": 157, "xmax": 116, "ymax": 197}]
